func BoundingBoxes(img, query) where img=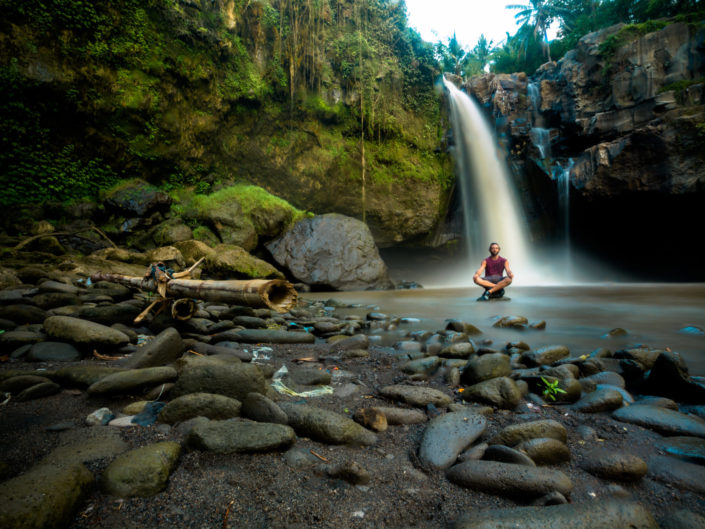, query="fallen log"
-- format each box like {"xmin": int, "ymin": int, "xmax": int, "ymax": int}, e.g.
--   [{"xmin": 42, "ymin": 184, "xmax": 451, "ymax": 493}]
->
[{"xmin": 90, "ymin": 273, "xmax": 298, "ymax": 314}]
